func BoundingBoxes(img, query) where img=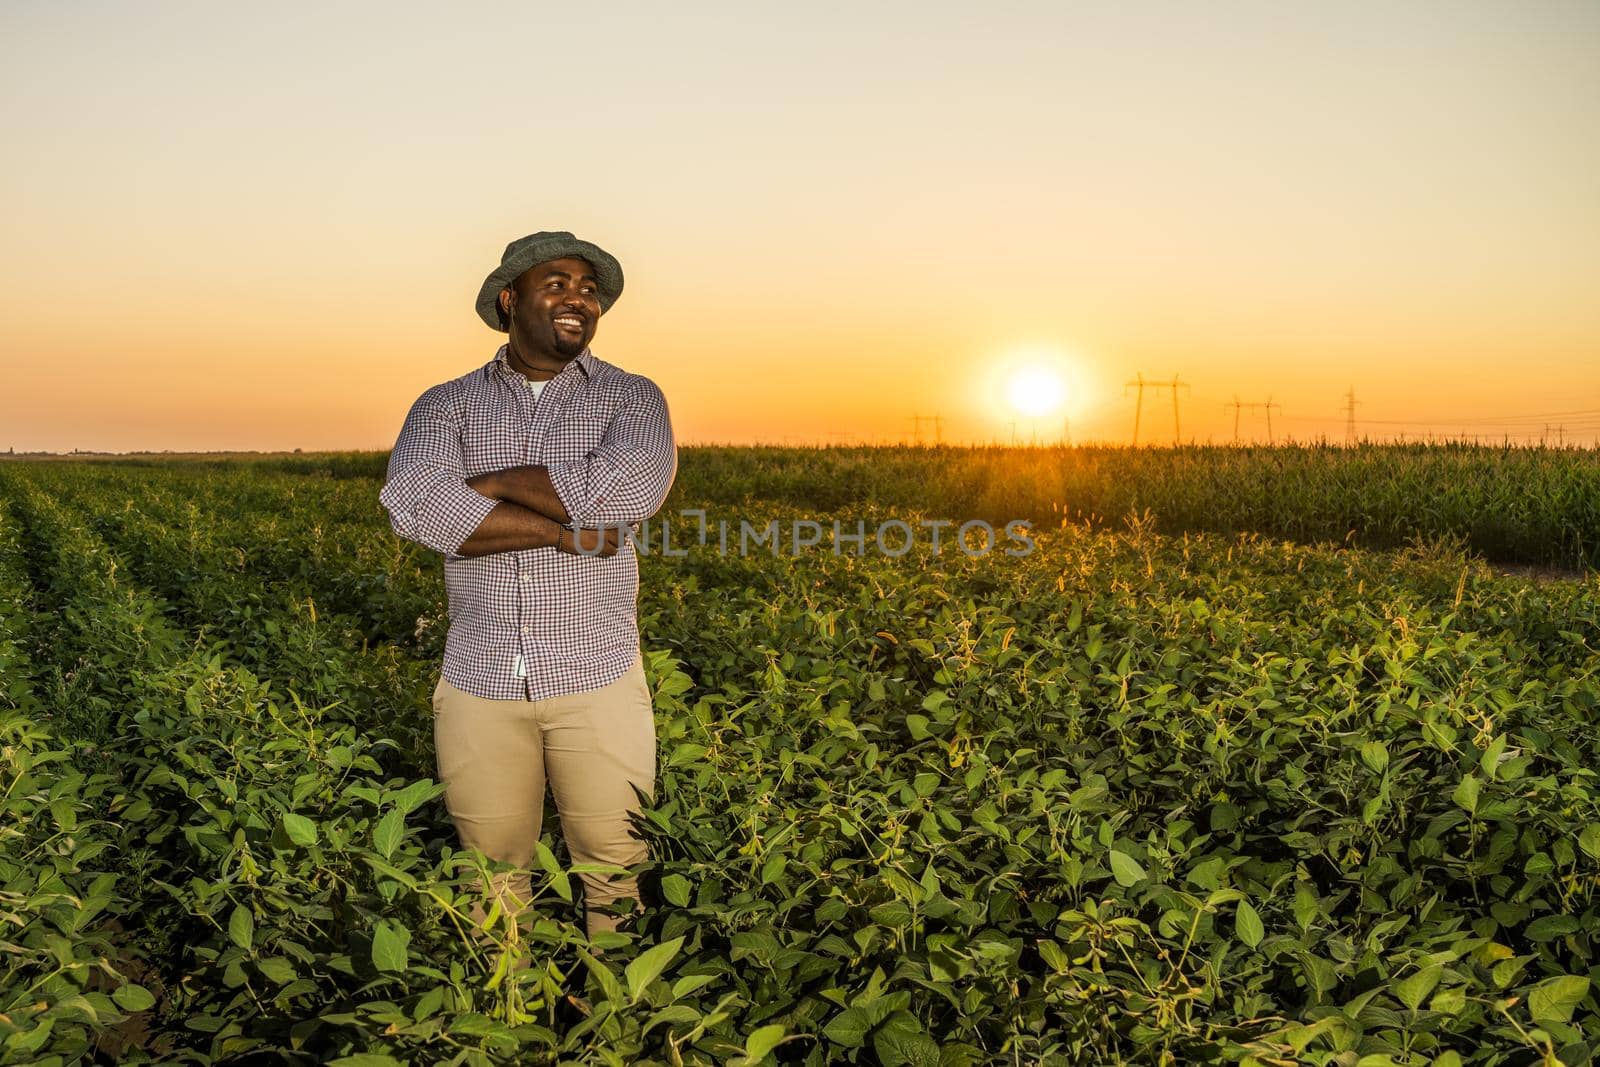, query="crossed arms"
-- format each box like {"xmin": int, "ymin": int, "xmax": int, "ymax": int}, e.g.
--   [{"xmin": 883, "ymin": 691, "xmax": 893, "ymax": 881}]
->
[
  {"xmin": 461, "ymin": 467, "xmax": 618, "ymax": 558},
  {"xmin": 379, "ymin": 377, "xmax": 677, "ymax": 560}
]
